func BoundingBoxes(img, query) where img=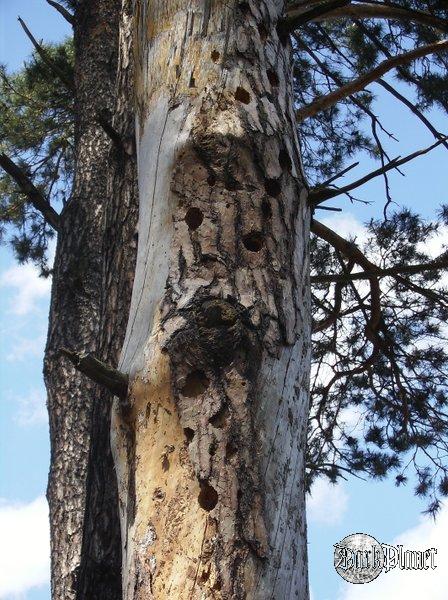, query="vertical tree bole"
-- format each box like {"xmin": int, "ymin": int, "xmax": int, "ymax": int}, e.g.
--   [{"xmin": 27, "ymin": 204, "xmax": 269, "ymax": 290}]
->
[
  {"xmin": 112, "ymin": 1, "xmax": 312, "ymax": 598},
  {"xmin": 44, "ymin": 1, "xmax": 121, "ymax": 597}
]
